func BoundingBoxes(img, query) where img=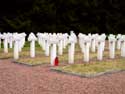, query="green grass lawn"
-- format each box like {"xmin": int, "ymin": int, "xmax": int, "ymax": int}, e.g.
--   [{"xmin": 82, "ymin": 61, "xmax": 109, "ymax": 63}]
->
[
  {"xmin": 0, "ymin": 41, "xmax": 122, "ymax": 66},
  {"xmin": 0, "ymin": 42, "xmax": 80, "ymax": 63},
  {"xmin": 1, "ymin": 41, "xmax": 125, "ymax": 77},
  {"xmin": 53, "ymin": 58, "xmax": 125, "ymax": 77}
]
